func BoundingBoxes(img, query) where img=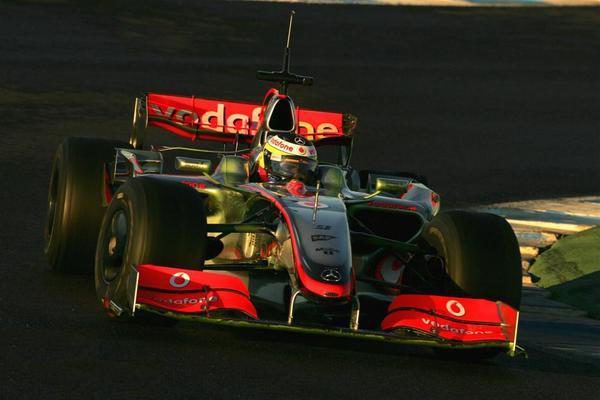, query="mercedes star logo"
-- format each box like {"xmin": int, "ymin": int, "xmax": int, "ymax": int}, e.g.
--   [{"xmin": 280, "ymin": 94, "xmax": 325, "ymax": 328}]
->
[
  {"xmin": 320, "ymin": 268, "xmax": 342, "ymax": 282},
  {"xmin": 294, "ymin": 136, "xmax": 306, "ymax": 145}
]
